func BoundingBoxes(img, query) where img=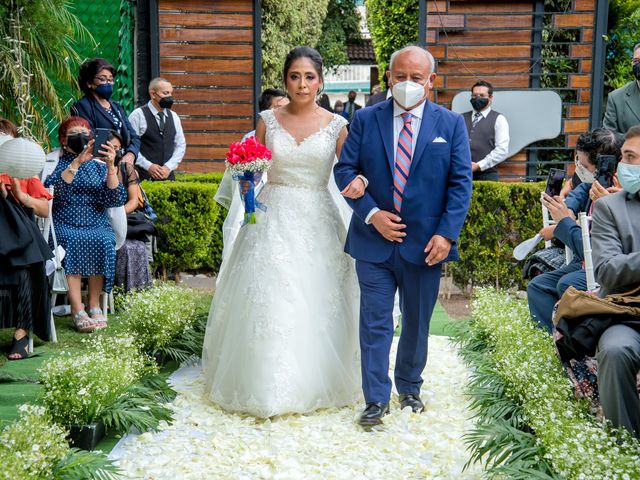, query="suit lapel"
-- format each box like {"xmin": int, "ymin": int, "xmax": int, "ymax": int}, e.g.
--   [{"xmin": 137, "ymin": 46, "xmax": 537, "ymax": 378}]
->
[
  {"xmin": 92, "ymin": 98, "xmax": 119, "ymax": 128},
  {"xmin": 626, "ymin": 82, "xmax": 640, "ymax": 122},
  {"xmin": 375, "ymin": 100, "xmax": 395, "ymax": 171},
  {"xmin": 410, "ymin": 100, "xmax": 440, "ymax": 174}
]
